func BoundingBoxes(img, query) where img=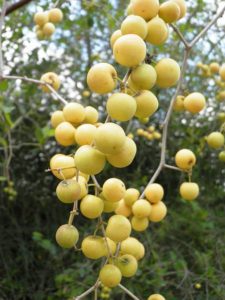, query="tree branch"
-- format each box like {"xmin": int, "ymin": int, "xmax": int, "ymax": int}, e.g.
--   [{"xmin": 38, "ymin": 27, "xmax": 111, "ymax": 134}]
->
[
  {"xmin": 0, "ymin": 0, "xmax": 7, "ymax": 77},
  {"xmin": 5, "ymin": 0, "xmax": 33, "ymax": 16}
]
